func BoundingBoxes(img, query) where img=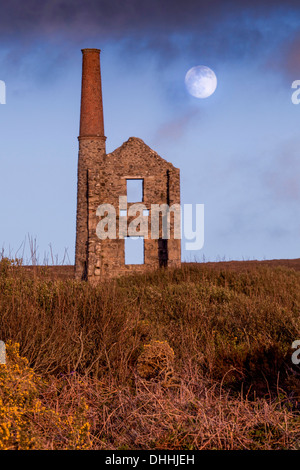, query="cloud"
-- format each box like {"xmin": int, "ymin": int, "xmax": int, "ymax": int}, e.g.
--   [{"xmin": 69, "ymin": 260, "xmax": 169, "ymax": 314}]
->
[
  {"xmin": 1, "ymin": 1, "xmax": 299, "ymax": 45},
  {"xmin": 271, "ymin": 33, "xmax": 300, "ymax": 80},
  {"xmin": 1, "ymin": 0, "xmax": 300, "ymax": 83},
  {"xmin": 284, "ymin": 36, "xmax": 300, "ymax": 79},
  {"xmin": 263, "ymin": 139, "xmax": 300, "ymax": 202},
  {"xmin": 153, "ymin": 108, "xmax": 200, "ymax": 144}
]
